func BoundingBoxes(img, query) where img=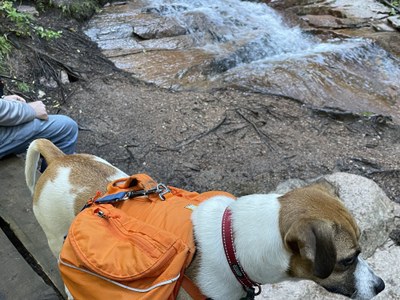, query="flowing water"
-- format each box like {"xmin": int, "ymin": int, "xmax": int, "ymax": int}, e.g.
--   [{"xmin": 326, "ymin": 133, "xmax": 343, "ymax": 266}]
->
[{"xmin": 84, "ymin": 0, "xmax": 400, "ymax": 122}]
